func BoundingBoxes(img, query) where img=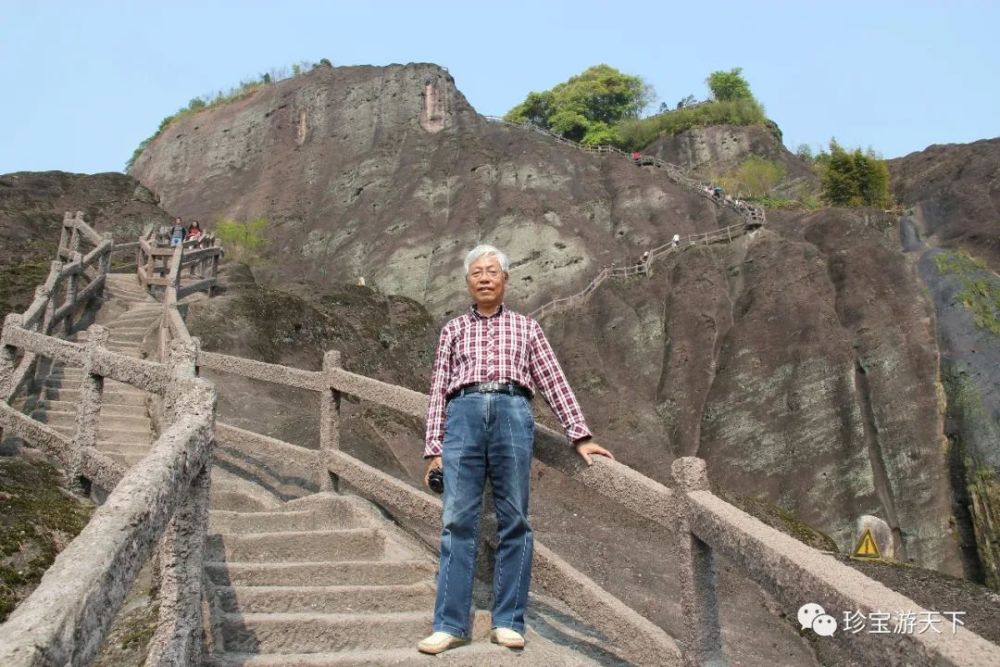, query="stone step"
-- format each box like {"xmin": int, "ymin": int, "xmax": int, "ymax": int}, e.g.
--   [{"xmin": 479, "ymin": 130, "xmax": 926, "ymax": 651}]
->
[
  {"xmin": 209, "ymin": 506, "xmax": 364, "ymax": 534},
  {"xmin": 107, "ymin": 333, "xmax": 146, "ymax": 342},
  {"xmin": 104, "ymin": 326, "xmax": 151, "ymax": 334},
  {"xmin": 99, "ymin": 427, "xmax": 155, "ymax": 442},
  {"xmin": 211, "ymin": 484, "xmax": 285, "ymax": 513},
  {"xmin": 100, "ymin": 434, "xmax": 155, "ymax": 447},
  {"xmin": 213, "ymin": 583, "xmax": 435, "ymax": 614},
  {"xmin": 98, "ymin": 443, "xmax": 150, "ymax": 456},
  {"xmin": 205, "ymin": 529, "xmax": 385, "ymax": 563},
  {"xmin": 207, "ymin": 643, "xmax": 570, "ymax": 667},
  {"xmin": 218, "ymin": 610, "xmax": 430, "ymax": 653},
  {"xmin": 32, "ymin": 400, "xmax": 145, "ymax": 419},
  {"xmin": 106, "ymin": 451, "xmax": 146, "ymax": 467},
  {"xmin": 43, "ymin": 389, "xmax": 147, "ymax": 406},
  {"xmin": 205, "ymin": 561, "xmax": 435, "ymax": 587},
  {"xmin": 35, "ymin": 410, "xmax": 150, "ymax": 431}
]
